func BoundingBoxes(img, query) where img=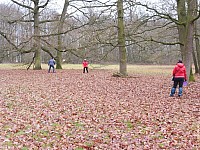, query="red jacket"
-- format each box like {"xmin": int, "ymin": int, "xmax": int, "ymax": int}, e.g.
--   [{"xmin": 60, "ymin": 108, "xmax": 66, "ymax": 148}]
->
[
  {"xmin": 172, "ymin": 63, "xmax": 187, "ymax": 80},
  {"xmin": 82, "ymin": 61, "xmax": 88, "ymax": 67}
]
